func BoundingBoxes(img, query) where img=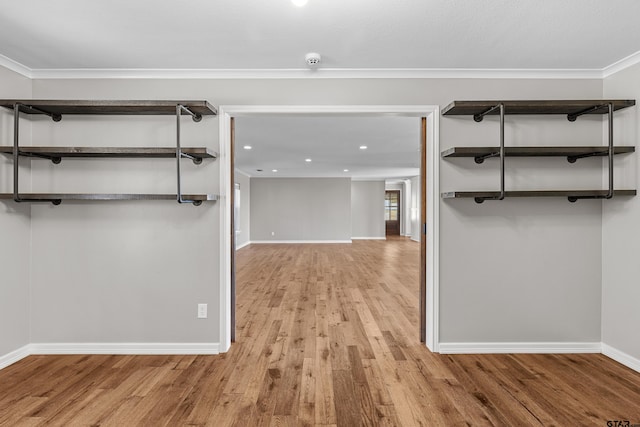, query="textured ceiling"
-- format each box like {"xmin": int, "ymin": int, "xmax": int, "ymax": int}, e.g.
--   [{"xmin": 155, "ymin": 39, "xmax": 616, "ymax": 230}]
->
[
  {"xmin": 0, "ymin": 0, "xmax": 639, "ymax": 72},
  {"xmin": 235, "ymin": 116, "xmax": 421, "ymax": 179}
]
